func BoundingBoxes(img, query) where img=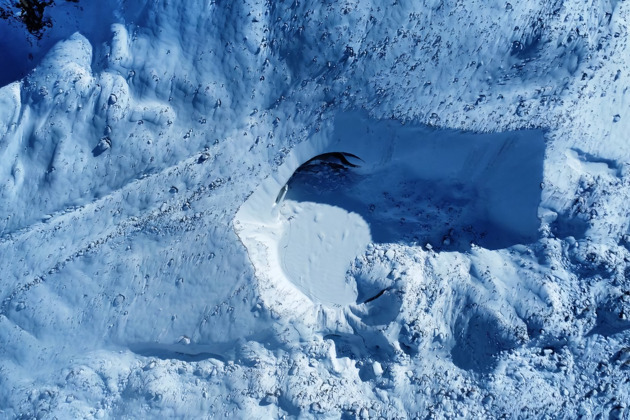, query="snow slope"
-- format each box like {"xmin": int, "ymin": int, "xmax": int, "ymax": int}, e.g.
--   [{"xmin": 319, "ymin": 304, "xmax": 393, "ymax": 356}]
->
[{"xmin": 1, "ymin": 0, "xmax": 629, "ymax": 418}]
